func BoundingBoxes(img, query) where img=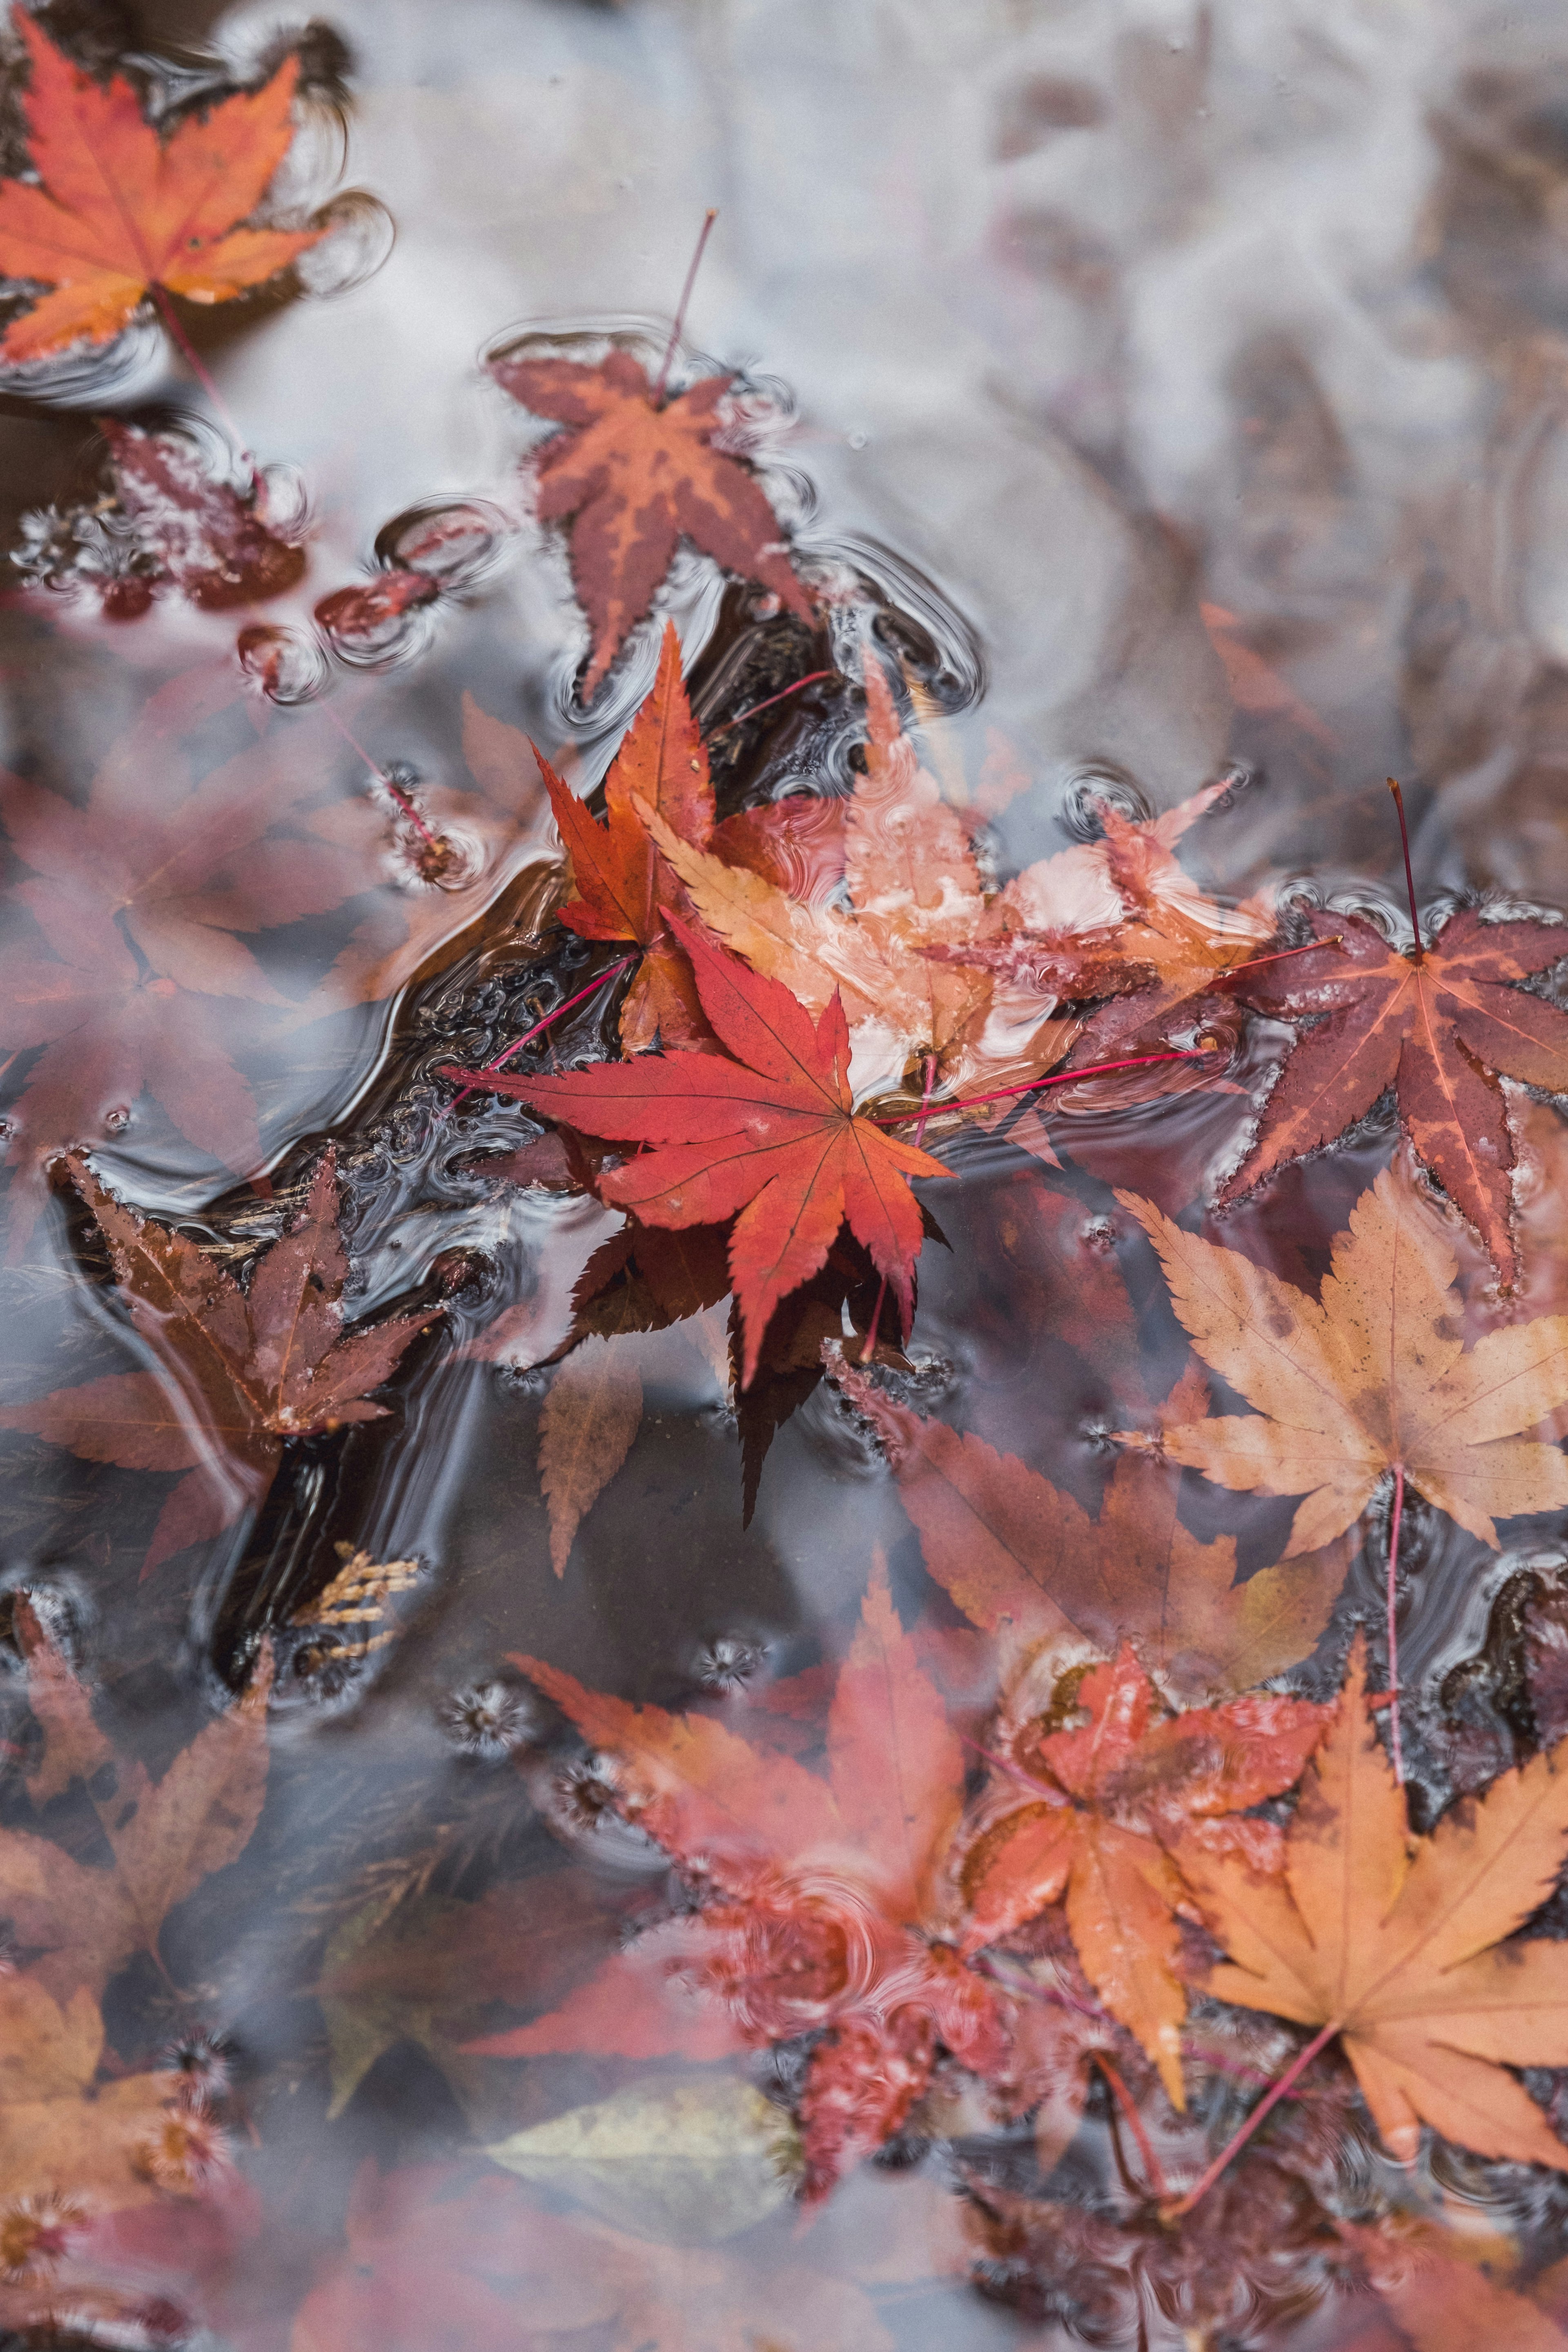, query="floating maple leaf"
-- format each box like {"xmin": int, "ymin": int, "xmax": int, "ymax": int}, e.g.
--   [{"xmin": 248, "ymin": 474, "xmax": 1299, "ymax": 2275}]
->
[
  {"xmin": 829, "ymin": 1354, "xmax": 1348, "ymax": 1701},
  {"xmin": 491, "ymin": 345, "xmax": 813, "ymax": 696},
  {"xmin": 0, "ymin": 1614, "xmax": 271, "ymax": 2002},
  {"xmin": 958, "ymin": 1644, "xmax": 1325, "ymax": 2106},
  {"xmin": 0, "ymin": 19, "xmax": 323, "ymax": 364},
  {"xmin": 442, "ymin": 912, "xmax": 947, "ymax": 1384},
  {"xmin": 1180, "ymin": 1635, "xmax": 1568, "ymax": 2174},
  {"xmin": 0, "ymin": 676, "xmax": 367, "ymax": 1251},
  {"xmin": 0, "ymin": 1152, "xmax": 439, "ymax": 1575},
  {"xmin": 1218, "ymin": 904, "xmax": 1568, "ymax": 1285},
  {"xmin": 1117, "ymin": 1169, "xmax": 1568, "ymax": 1554},
  {"xmin": 541, "ymin": 619, "xmax": 717, "ymax": 1049},
  {"xmin": 466, "ymin": 1561, "xmax": 1007, "ymax": 2196}
]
